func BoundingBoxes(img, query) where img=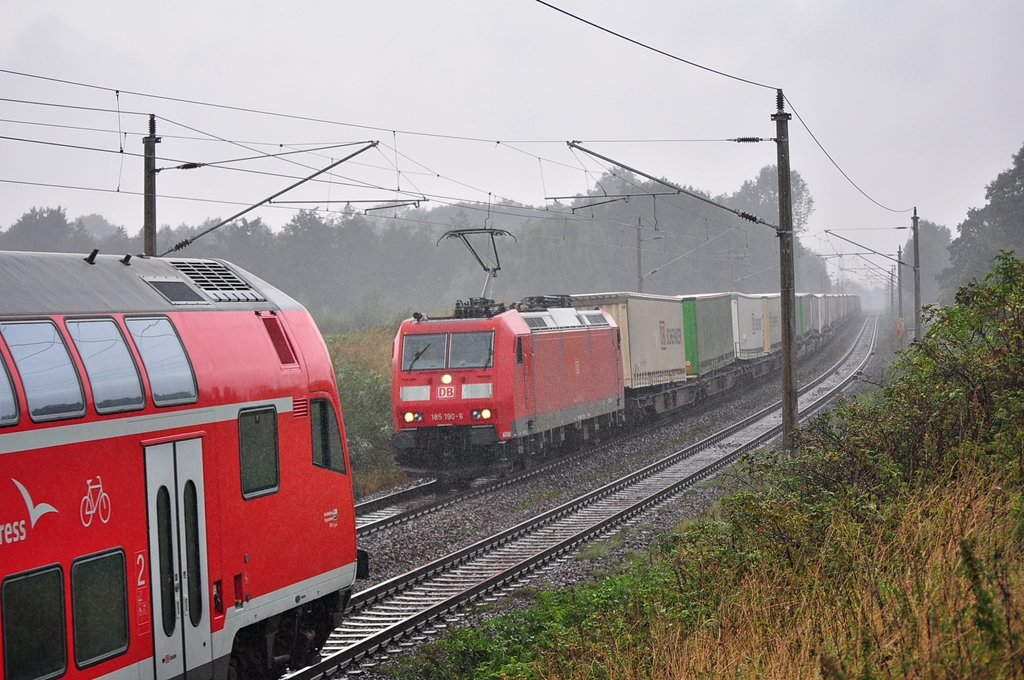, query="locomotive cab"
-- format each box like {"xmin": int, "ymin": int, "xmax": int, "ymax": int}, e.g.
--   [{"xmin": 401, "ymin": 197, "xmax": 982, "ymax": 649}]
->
[{"xmin": 392, "ymin": 315, "xmax": 514, "ymax": 478}]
